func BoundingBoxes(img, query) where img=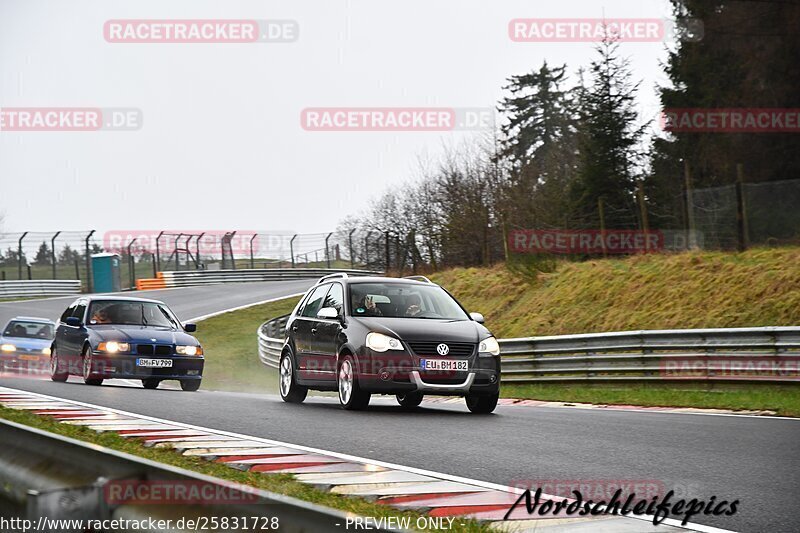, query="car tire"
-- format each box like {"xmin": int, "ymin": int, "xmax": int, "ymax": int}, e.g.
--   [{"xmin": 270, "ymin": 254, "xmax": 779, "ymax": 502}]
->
[
  {"xmin": 180, "ymin": 380, "xmax": 201, "ymax": 392},
  {"xmin": 49, "ymin": 345, "xmax": 68, "ymax": 382},
  {"xmin": 82, "ymin": 346, "xmax": 103, "ymax": 386},
  {"xmin": 465, "ymin": 392, "xmax": 499, "ymax": 414},
  {"xmin": 142, "ymin": 378, "xmax": 160, "ymax": 389},
  {"xmin": 338, "ymin": 355, "xmax": 370, "ymax": 410},
  {"xmin": 396, "ymin": 391, "xmax": 423, "ymax": 409},
  {"xmin": 279, "ymin": 352, "xmax": 307, "ymax": 403}
]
